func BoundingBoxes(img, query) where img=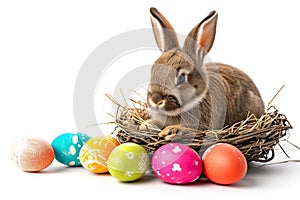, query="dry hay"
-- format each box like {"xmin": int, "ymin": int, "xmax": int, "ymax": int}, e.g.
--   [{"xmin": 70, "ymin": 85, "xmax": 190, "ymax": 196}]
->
[{"xmin": 108, "ymin": 89, "xmax": 293, "ymax": 163}]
